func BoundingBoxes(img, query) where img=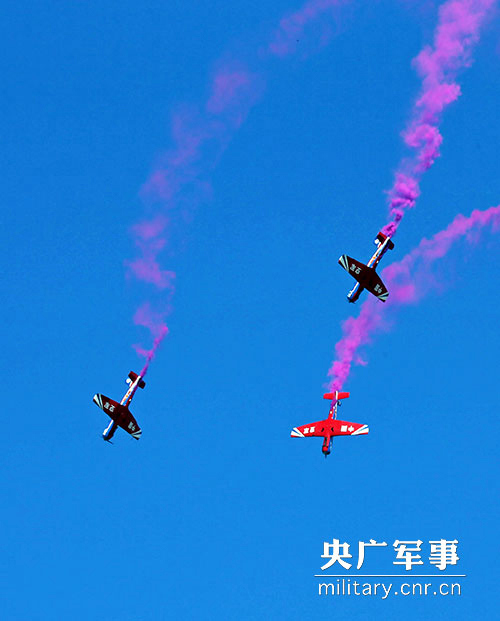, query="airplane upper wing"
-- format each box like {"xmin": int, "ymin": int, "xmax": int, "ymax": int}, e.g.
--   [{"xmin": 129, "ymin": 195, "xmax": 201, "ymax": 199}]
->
[{"xmin": 375, "ymin": 232, "xmax": 395, "ymax": 250}]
